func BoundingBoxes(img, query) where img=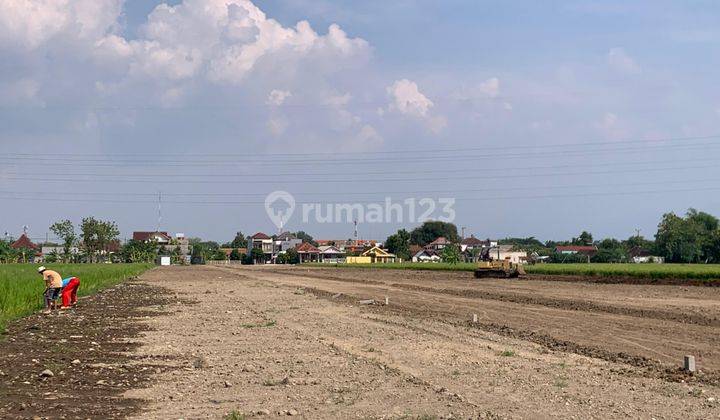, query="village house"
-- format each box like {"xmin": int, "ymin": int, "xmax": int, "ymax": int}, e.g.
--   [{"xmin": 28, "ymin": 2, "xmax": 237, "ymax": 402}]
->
[
  {"xmin": 628, "ymin": 246, "xmax": 664, "ymax": 264},
  {"xmin": 296, "ymin": 242, "xmax": 321, "ymax": 263},
  {"xmin": 275, "ymin": 232, "xmax": 302, "ymax": 253},
  {"xmin": 346, "ymin": 245, "xmax": 396, "ymax": 264},
  {"xmin": 483, "ymin": 245, "xmax": 528, "ymax": 264},
  {"xmin": 11, "ymin": 233, "xmax": 39, "ymax": 262},
  {"xmin": 412, "ymin": 248, "xmax": 441, "ymax": 263},
  {"xmin": 318, "ymin": 245, "xmax": 345, "ymax": 263},
  {"xmin": 427, "ymin": 237, "xmax": 451, "ymax": 251},
  {"xmin": 133, "ymin": 231, "xmax": 191, "ymax": 260},
  {"xmin": 248, "ymin": 232, "xmax": 274, "ymax": 263},
  {"xmin": 555, "ymin": 245, "xmax": 598, "ymax": 262}
]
